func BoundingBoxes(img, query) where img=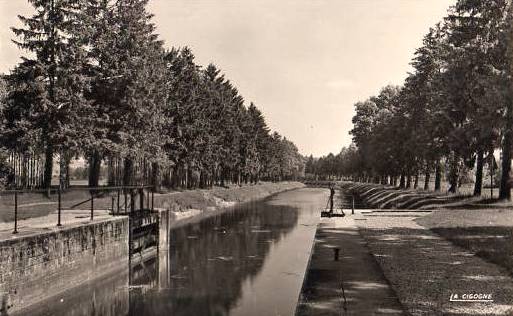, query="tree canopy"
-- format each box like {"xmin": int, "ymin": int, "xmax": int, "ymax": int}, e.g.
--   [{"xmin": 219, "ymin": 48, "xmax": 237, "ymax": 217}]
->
[
  {"xmin": 309, "ymin": 0, "xmax": 513, "ymax": 199},
  {"xmin": 1, "ymin": 0, "xmax": 305, "ymax": 190}
]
